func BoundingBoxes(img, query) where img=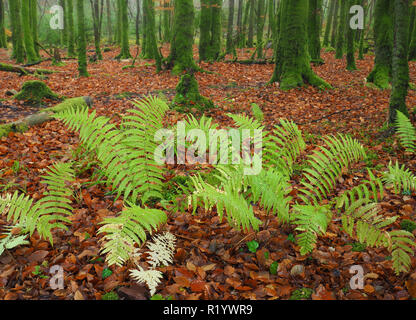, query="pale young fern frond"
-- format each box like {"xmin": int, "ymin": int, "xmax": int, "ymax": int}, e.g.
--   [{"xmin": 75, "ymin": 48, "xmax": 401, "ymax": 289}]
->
[{"xmin": 129, "ymin": 266, "xmax": 164, "ymax": 296}]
